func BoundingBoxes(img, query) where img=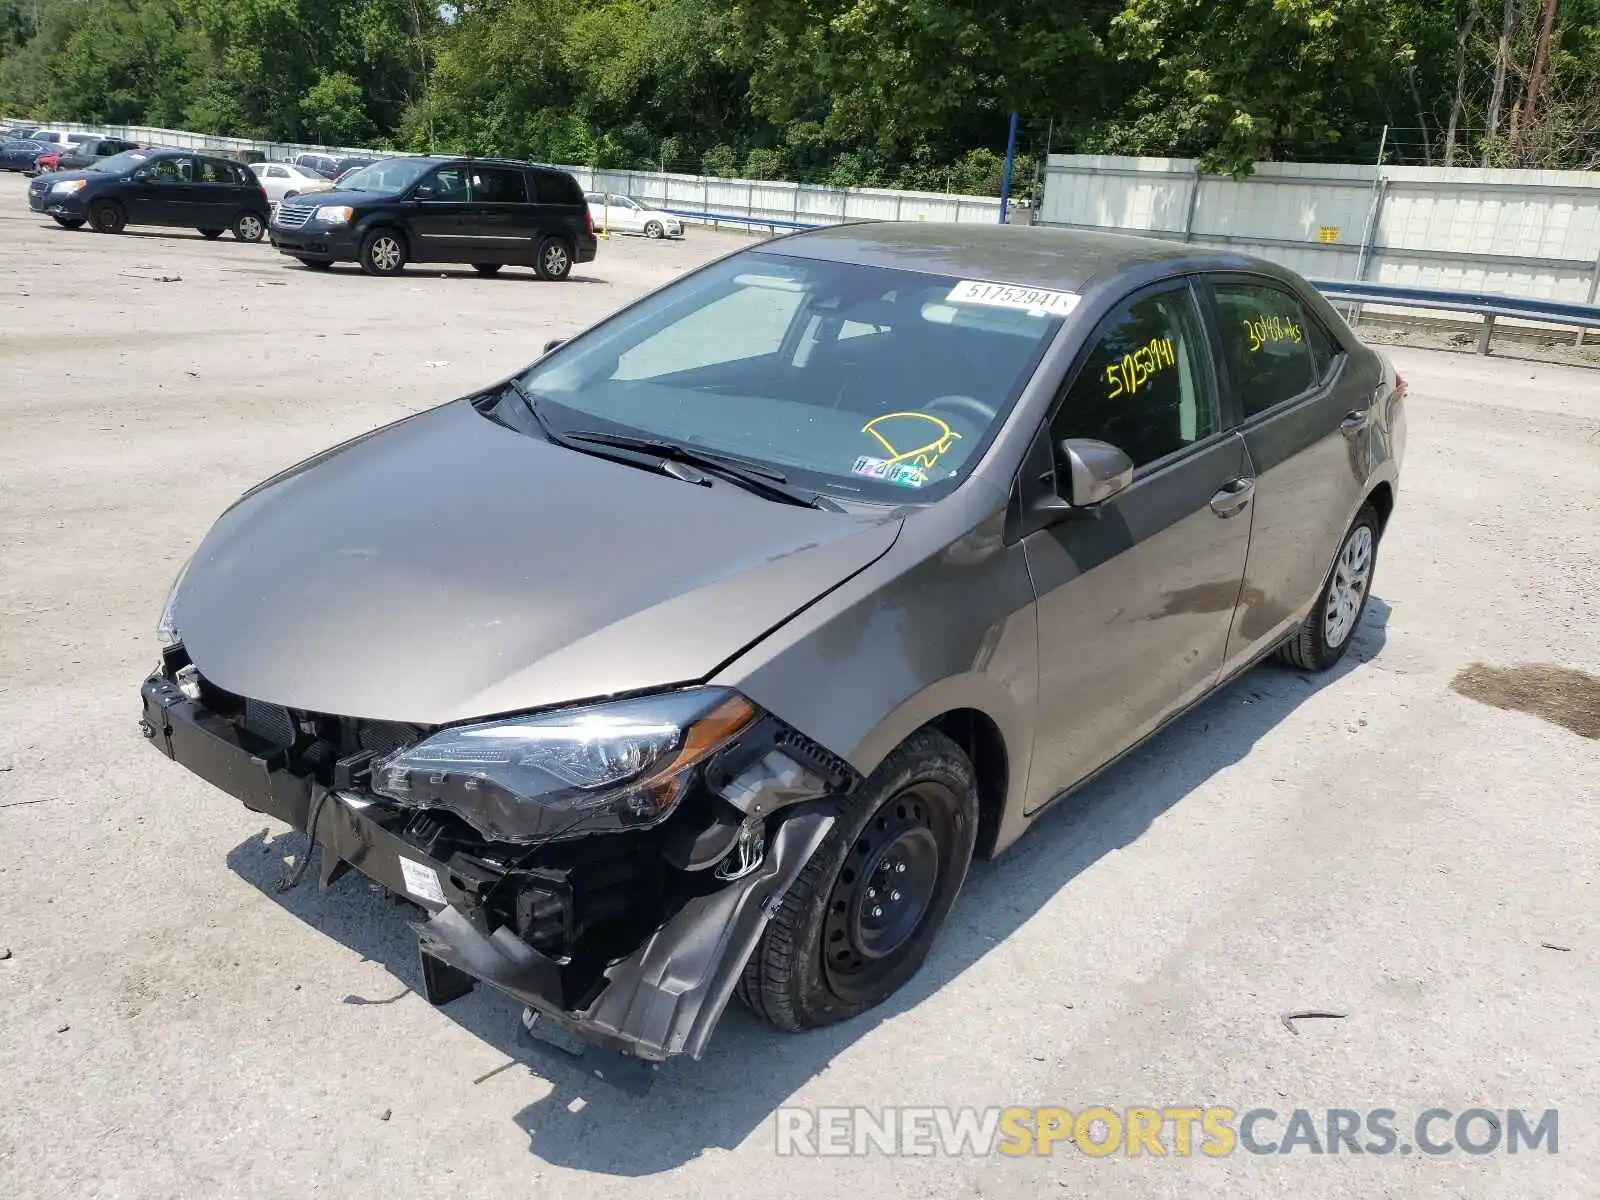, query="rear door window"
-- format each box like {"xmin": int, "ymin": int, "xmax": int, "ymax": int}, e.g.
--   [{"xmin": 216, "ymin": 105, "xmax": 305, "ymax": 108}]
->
[
  {"xmin": 470, "ymin": 166, "xmax": 527, "ymax": 204},
  {"xmin": 1212, "ymin": 281, "xmax": 1322, "ymax": 417},
  {"xmin": 198, "ymin": 158, "xmax": 235, "ymax": 184}
]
